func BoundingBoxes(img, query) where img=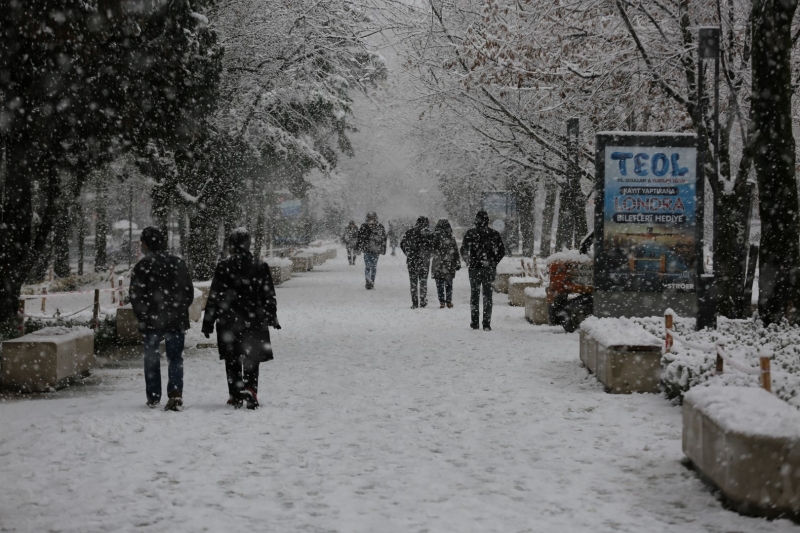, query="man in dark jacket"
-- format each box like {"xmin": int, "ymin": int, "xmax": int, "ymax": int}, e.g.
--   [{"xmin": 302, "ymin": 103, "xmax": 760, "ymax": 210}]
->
[
  {"xmin": 202, "ymin": 229, "xmax": 280, "ymax": 409},
  {"xmin": 460, "ymin": 211, "xmax": 507, "ymax": 331},
  {"xmin": 356, "ymin": 212, "xmax": 387, "ymax": 290},
  {"xmin": 400, "ymin": 216, "xmax": 434, "ymax": 308},
  {"xmin": 130, "ymin": 226, "xmax": 194, "ymax": 410}
]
